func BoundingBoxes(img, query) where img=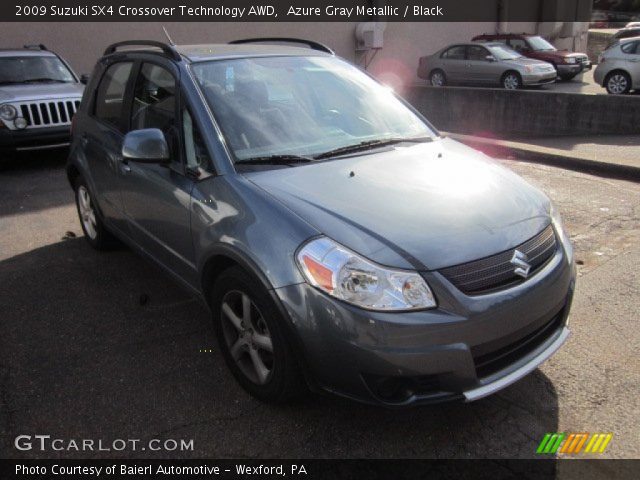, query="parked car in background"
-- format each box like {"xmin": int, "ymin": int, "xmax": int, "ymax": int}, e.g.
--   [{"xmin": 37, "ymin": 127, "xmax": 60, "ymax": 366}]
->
[
  {"xmin": 0, "ymin": 45, "xmax": 85, "ymax": 154},
  {"xmin": 626, "ymin": 22, "xmax": 640, "ymax": 29},
  {"xmin": 594, "ymin": 37, "xmax": 640, "ymax": 94},
  {"xmin": 418, "ymin": 42, "xmax": 557, "ymax": 89},
  {"xmin": 607, "ymin": 27, "xmax": 640, "ymax": 48},
  {"xmin": 67, "ymin": 39, "xmax": 575, "ymax": 406},
  {"xmin": 472, "ymin": 33, "xmax": 591, "ymax": 80}
]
